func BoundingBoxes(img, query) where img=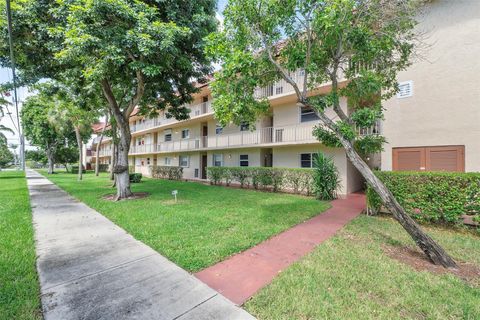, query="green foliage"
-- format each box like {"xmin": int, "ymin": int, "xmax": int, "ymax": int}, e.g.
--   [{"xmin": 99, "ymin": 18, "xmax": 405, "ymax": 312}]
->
[
  {"xmin": 366, "ymin": 171, "xmax": 480, "ymax": 224},
  {"xmin": 98, "ymin": 164, "xmax": 109, "ymax": 173},
  {"xmin": 313, "ymin": 153, "xmax": 340, "ymax": 200},
  {"xmin": 129, "ymin": 173, "xmax": 143, "ymax": 183},
  {"xmin": 21, "ymin": 91, "xmax": 77, "ymax": 161},
  {"xmin": 207, "ymin": 167, "xmax": 314, "ymax": 195},
  {"xmin": 0, "ymin": 143, "xmax": 14, "ymax": 167},
  {"xmin": 55, "ymin": 146, "xmax": 78, "ymax": 166},
  {"xmin": 150, "ymin": 166, "xmax": 183, "ymax": 180},
  {"xmin": 25, "ymin": 150, "xmax": 47, "ymax": 165},
  {"xmin": 69, "ymin": 166, "xmax": 86, "ymax": 174}
]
